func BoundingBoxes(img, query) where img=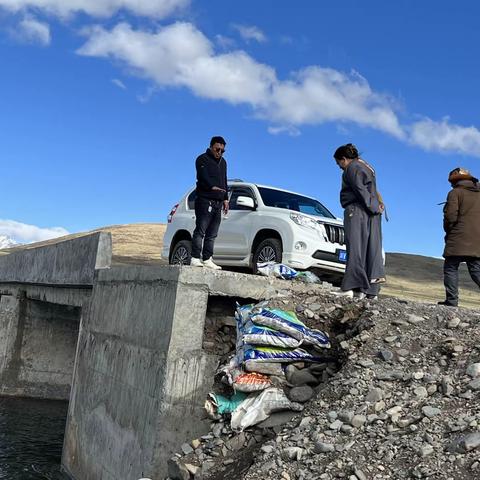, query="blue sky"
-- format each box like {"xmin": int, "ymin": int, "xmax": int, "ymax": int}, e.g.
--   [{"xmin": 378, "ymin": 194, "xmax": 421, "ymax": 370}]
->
[{"xmin": 0, "ymin": 0, "xmax": 479, "ymax": 255}]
